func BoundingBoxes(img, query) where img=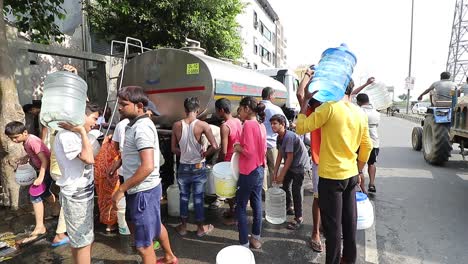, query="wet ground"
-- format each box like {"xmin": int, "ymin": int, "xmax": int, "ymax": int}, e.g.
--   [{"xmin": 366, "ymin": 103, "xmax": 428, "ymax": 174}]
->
[{"xmin": 0, "ymin": 185, "xmax": 342, "ymax": 264}]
